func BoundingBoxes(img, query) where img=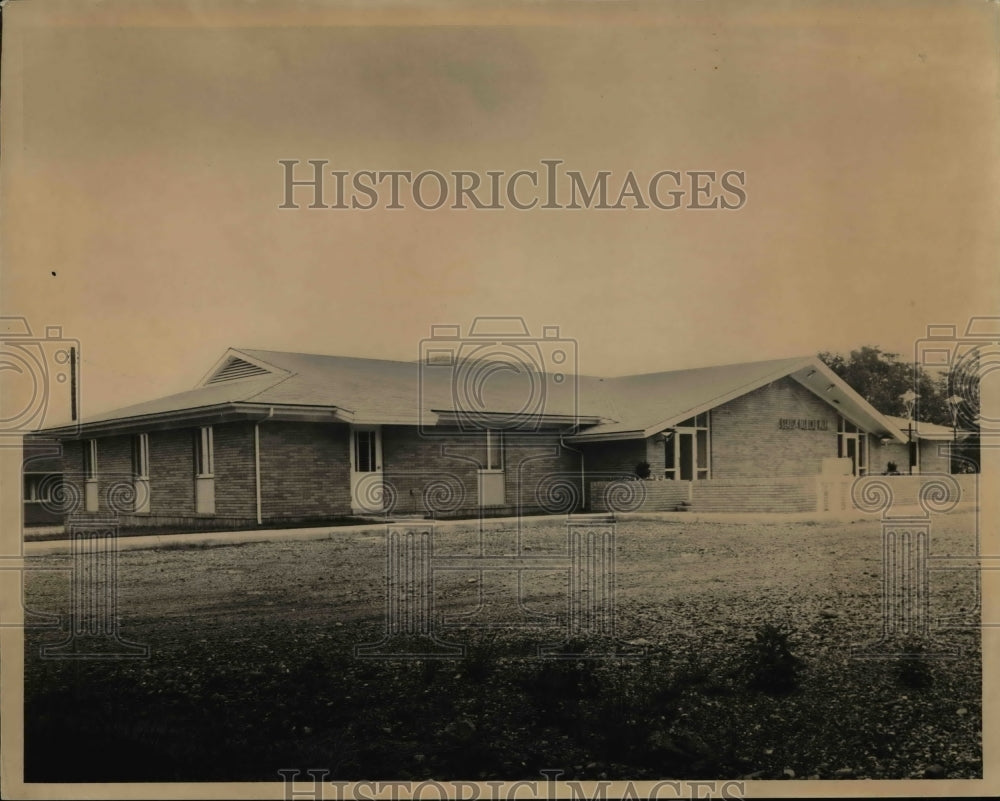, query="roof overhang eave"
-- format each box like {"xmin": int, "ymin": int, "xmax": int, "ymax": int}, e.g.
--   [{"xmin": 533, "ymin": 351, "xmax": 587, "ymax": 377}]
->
[
  {"xmin": 911, "ymin": 431, "xmax": 972, "ymax": 442},
  {"xmin": 430, "ymin": 410, "xmax": 603, "ymax": 428},
  {"xmin": 564, "ymin": 429, "xmax": 646, "ymax": 443},
  {"xmin": 32, "ymin": 402, "xmax": 350, "ymax": 439}
]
